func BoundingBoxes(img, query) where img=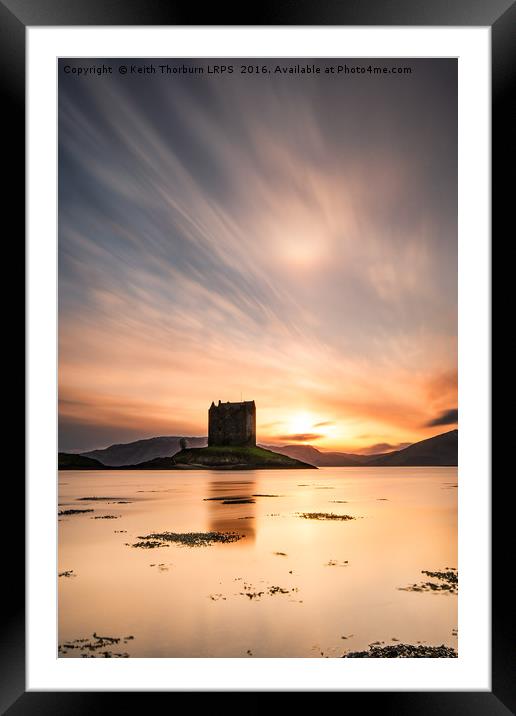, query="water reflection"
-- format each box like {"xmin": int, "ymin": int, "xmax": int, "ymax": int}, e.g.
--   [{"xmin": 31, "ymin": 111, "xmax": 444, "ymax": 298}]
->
[
  {"xmin": 205, "ymin": 478, "xmax": 256, "ymax": 543},
  {"xmin": 59, "ymin": 468, "xmax": 458, "ymax": 657}
]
